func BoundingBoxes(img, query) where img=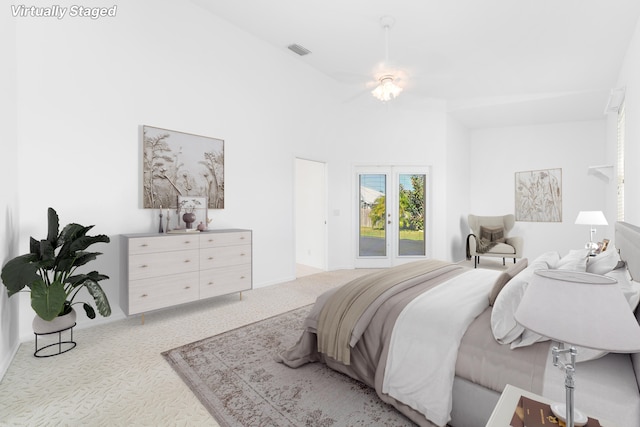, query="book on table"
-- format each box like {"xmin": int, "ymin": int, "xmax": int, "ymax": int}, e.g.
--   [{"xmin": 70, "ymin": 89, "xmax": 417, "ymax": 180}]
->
[{"xmin": 510, "ymin": 396, "xmax": 602, "ymax": 427}]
